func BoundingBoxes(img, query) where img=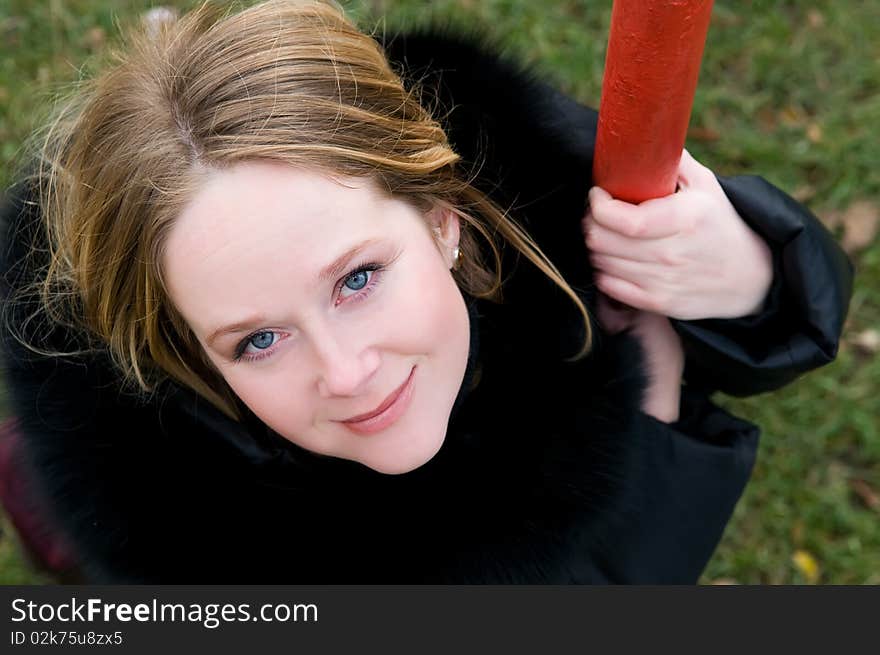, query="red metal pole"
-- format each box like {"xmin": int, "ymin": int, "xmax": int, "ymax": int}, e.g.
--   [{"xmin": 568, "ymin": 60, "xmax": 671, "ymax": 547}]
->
[{"xmin": 593, "ymin": 0, "xmax": 714, "ymax": 204}]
